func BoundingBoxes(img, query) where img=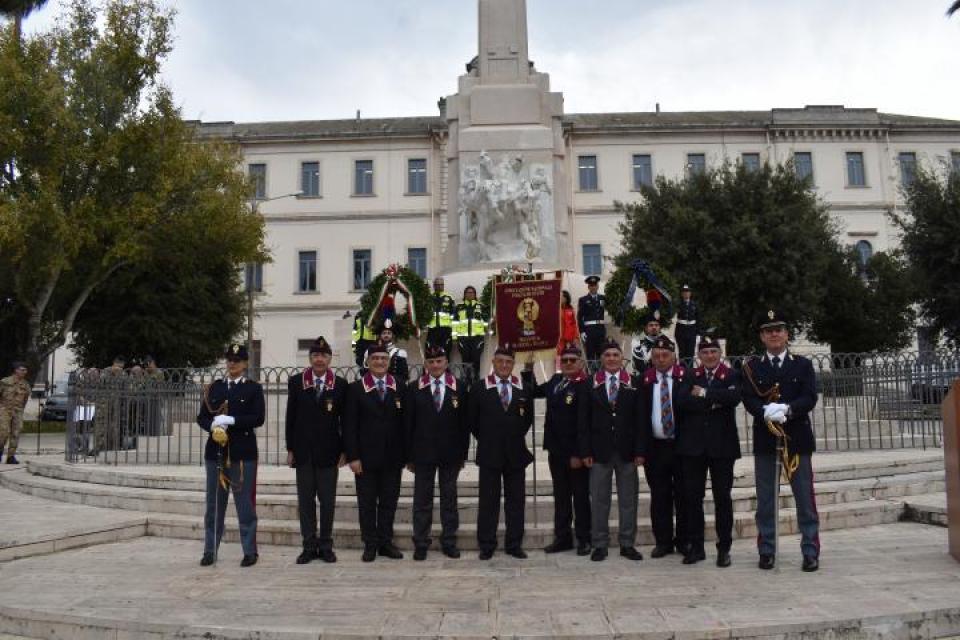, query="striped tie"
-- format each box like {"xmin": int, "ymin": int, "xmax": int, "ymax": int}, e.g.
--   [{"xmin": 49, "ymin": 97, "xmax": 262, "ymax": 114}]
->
[
  {"xmin": 660, "ymin": 373, "xmax": 674, "ymax": 438},
  {"xmin": 500, "ymin": 380, "xmax": 510, "ymax": 411},
  {"xmin": 377, "ymin": 379, "xmax": 386, "ymax": 402},
  {"xmin": 433, "ymin": 379, "xmax": 443, "ymax": 412},
  {"xmin": 608, "ymin": 375, "xmax": 618, "ymax": 405}
]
